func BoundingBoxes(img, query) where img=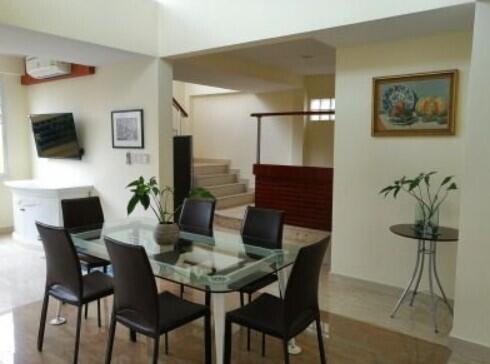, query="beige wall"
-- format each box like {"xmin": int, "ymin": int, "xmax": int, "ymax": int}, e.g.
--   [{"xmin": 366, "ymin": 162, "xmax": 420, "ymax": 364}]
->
[
  {"xmin": 27, "ymin": 58, "xmax": 173, "ymax": 222},
  {"xmin": 0, "ymin": 57, "xmax": 31, "ymax": 229},
  {"xmin": 160, "ymin": 0, "xmax": 472, "ymax": 57},
  {"xmin": 332, "ymin": 32, "xmax": 472, "ymax": 298},
  {"xmin": 451, "ymin": 1, "xmax": 490, "ymax": 347},
  {"xmin": 303, "ymin": 74, "xmax": 335, "ymax": 168},
  {"xmin": 190, "ymin": 90, "xmax": 304, "ymax": 184}
]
